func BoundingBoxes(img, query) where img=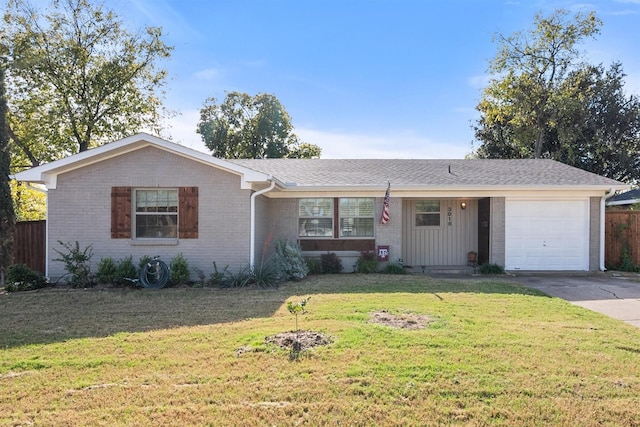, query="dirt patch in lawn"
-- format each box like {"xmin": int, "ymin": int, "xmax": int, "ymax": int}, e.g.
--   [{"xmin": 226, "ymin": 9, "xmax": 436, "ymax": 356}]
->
[
  {"xmin": 369, "ymin": 310, "xmax": 434, "ymax": 330},
  {"xmin": 265, "ymin": 330, "xmax": 332, "ymax": 351}
]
